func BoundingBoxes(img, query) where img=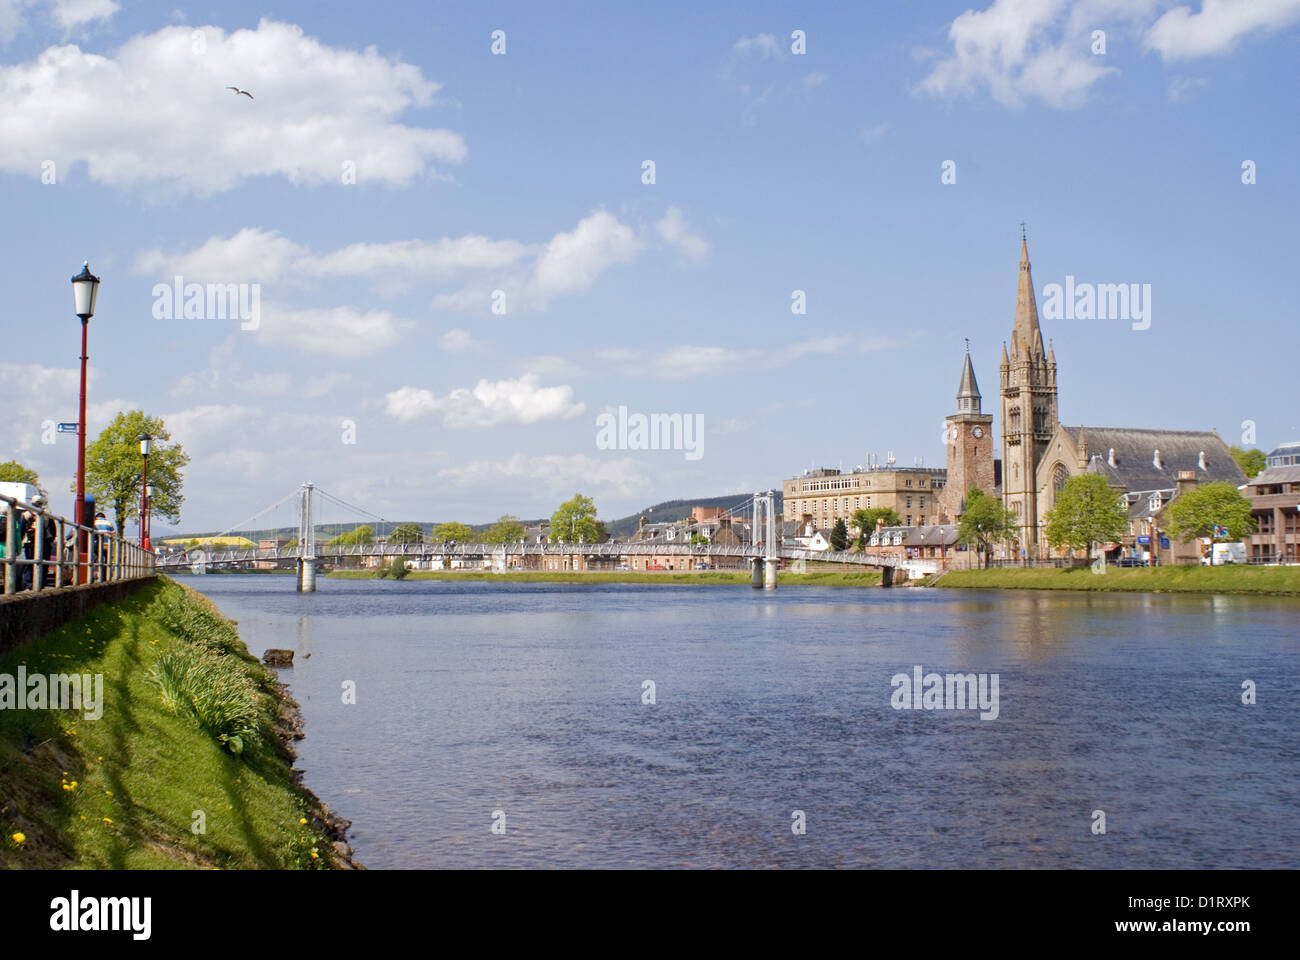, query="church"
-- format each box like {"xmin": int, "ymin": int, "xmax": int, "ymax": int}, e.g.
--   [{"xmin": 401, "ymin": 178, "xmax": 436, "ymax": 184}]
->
[{"xmin": 938, "ymin": 236, "xmax": 1245, "ymax": 560}]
